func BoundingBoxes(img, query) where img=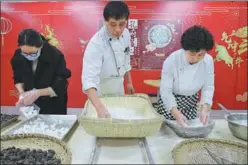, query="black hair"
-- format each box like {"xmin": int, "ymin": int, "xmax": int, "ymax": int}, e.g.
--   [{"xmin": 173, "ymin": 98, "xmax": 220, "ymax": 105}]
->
[
  {"xmin": 103, "ymin": 1, "xmax": 130, "ymax": 21},
  {"xmin": 18, "ymin": 28, "xmax": 48, "ymax": 47},
  {"xmin": 180, "ymin": 25, "xmax": 214, "ymax": 52}
]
